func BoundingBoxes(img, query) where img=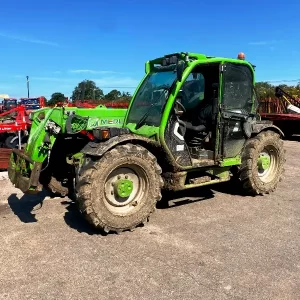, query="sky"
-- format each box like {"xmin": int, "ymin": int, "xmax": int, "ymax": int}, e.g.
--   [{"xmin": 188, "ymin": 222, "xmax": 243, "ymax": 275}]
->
[{"xmin": 0, "ymin": 0, "xmax": 300, "ymax": 99}]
